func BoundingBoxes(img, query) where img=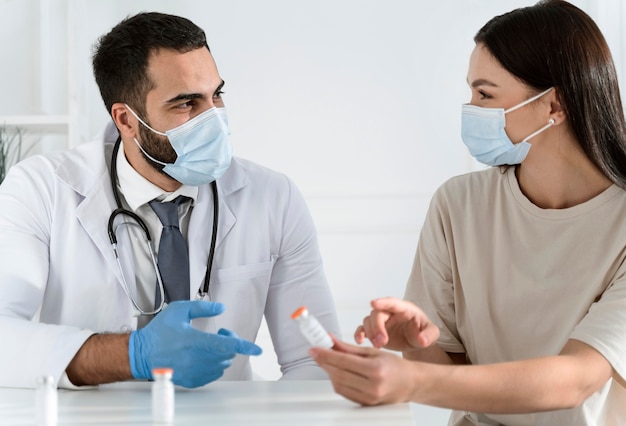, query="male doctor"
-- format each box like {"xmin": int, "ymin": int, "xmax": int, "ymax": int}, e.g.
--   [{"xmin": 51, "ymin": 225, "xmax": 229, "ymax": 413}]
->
[{"xmin": 0, "ymin": 12, "xmax": 339, "ymax": 388}]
